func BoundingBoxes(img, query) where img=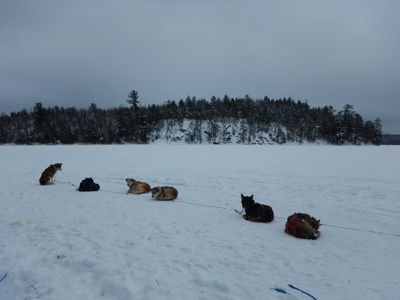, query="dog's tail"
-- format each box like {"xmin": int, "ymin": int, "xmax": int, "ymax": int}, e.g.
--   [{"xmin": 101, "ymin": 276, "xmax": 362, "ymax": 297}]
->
[{"xmin": 39, "ymin": 176, "xmax": 47, "ymax": 185}]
